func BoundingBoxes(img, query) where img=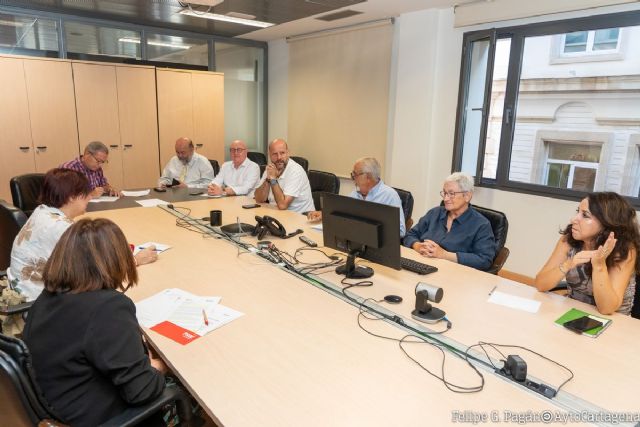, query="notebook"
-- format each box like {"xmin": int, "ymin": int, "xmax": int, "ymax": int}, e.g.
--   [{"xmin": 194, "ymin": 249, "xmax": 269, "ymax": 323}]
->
[{"xmin": 554, "ymin": 308, "xmax": 612, "ymax": 338}]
